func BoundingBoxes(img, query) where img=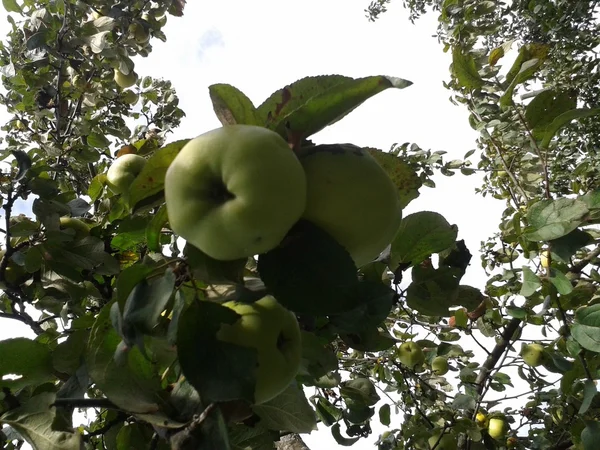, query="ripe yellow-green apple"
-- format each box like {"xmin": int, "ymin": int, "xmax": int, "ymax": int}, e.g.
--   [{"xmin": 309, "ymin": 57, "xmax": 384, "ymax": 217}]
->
[
  {"xmin": 106, "ymin": 154, "xmax": 146, "ymax": 194},
  {"xmin": 431, "ymin": 356, "xmax": 449, "ymax": 375},
  {"xmin": 476, "ymin": 411, "xmax": 488, "ymax": 427},
  {"xmin": 520, "ymin": 343, "xmax": 546, "ymax": 367},
  {"xmin": 114, "ymin": 69, "xmax": 137, "ymax": 89},
  {"xmin": 487, "ymin": 416, "xmax": 509, "ymax": 440},
  {"xmin": 59, "ymin": 217, "xmax": 90, "ymax": 240},
  {"xmin": 216, "ymin": 295, "xmax": 302, "ymax": 404},
  {"xmin": 428, "ymin": 431, "xmax": 457, "ymax": 450},
  {"xmin": 122, "ymin": 90, "xmax": 139, "ymax": 105},
  {"xmin": 164, "ymin": 125, "xmax": 306, "ymax": 260},
  {"xmin": 397, "ymin": 341, "xmax": 425, "ymax": 369},
  {"xmin": 297, "ymin": 144, "xmax": 402, "ymax": 267}
]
